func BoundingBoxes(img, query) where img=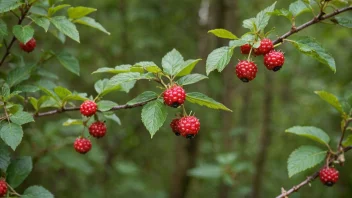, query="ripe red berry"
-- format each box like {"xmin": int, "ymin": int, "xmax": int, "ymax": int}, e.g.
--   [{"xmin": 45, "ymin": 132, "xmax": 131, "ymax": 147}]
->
[
  {"xmin": 89, "ymin": 121, "xmax": 107, "ymax": 138},
  {"xmin": 80, "ymin": 100, "xmax": 97, "ymax": 117},
  {"xmin": 163, "ymin": 85, "xmax": 186, "ymax": 108},
  {"xmin": 19, "ymin": 38, "xmax": 36, "ymax": 53},
  {"xmin": 235, "ymin": 60, "xmax": 258, "ymax": 82},
  {"xmin": 177, "ymin": 116, "xmax": 200, "ymax": 139},
  {"xmin": 254, "ymin": 38, "xmax": 273, "ymax": 55},
  {"xmin": 240, "ymin": 44, "xmax": 252, "ymax": 54},
  {"xmin": 264, "ymin": 50, "xmax": 285, "ymax": 71},
  {"xmin": 170, "ymin": 118, "xmax": 181, "ymax": 136},
  {"xmin": 0, "ymin": 179, "xmax": 7, "ymax": 197},
  {"xmin": 74, "ymin": 137, "xmax": 92, "ymax": 154},
  {"xmin": 319, "ymin": 167, "xmax": 339, "ymax": 186}
]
